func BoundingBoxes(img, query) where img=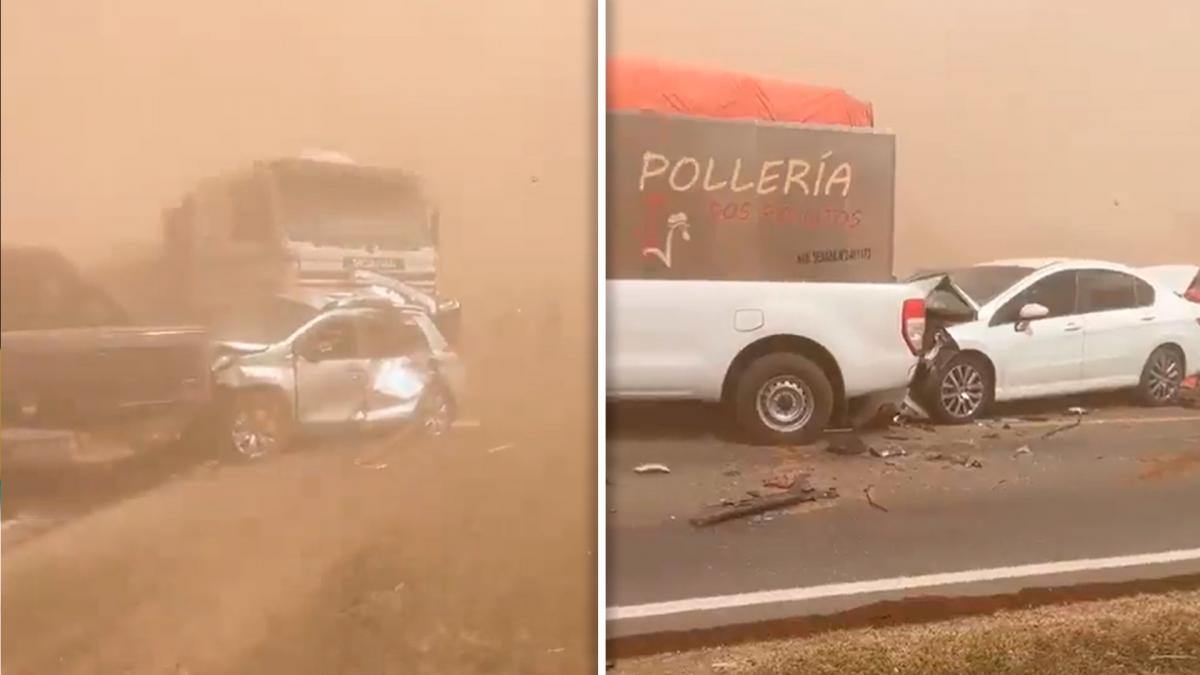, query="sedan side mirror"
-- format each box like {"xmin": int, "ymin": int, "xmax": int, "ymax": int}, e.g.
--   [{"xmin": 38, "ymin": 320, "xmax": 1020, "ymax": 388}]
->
[
  {"xmin": 1019, "ymin": 303, "xmax": 1050, "ymax": 320},
  {"xmin": 1014, "ymin": 302, "xmax": 1050, "ymax": 332}
]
